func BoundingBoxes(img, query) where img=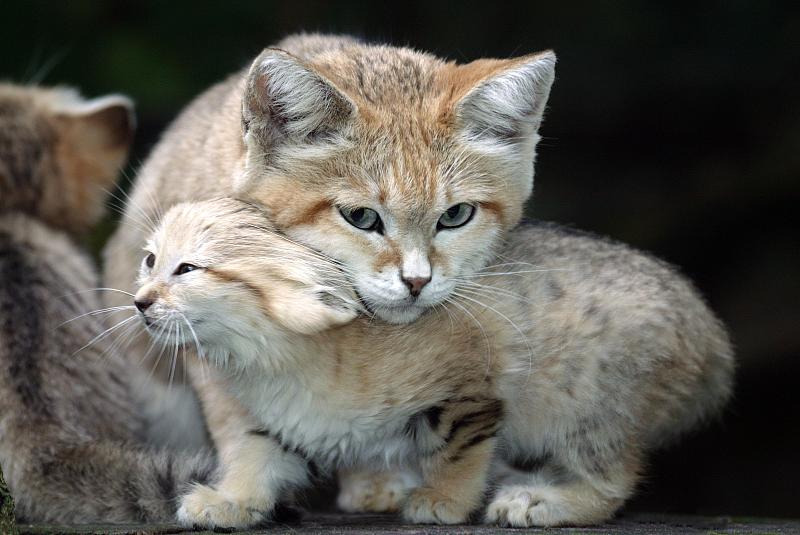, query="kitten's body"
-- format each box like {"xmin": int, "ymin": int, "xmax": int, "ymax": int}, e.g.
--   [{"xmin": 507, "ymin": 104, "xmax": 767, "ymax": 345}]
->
[
  {"xmin": 0, "ymin": 84, "xmax": 216, "ymax": 523},
  {"xmin": 138, "ymin": 199, "xmax": 732, "ymax": 528}
]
